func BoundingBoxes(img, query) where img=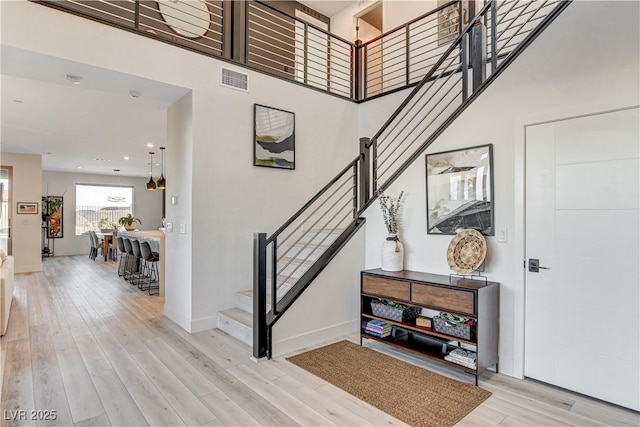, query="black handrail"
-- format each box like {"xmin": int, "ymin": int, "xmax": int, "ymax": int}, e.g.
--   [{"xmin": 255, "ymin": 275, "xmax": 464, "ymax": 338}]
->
[
  {"xmin": 361, "ymin": 0, "xmax": 459, "ymax": 48},
  {"xmin": 266, "ymin": 155, "xmax": 361, "ymax": 244},
  {"xmin": 369, "ymin": 1, "xmax": 493, "ymax": 146},
  {"xmin": 254, "ymin": 0, "xmax": 570, "ymax": 359}
]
